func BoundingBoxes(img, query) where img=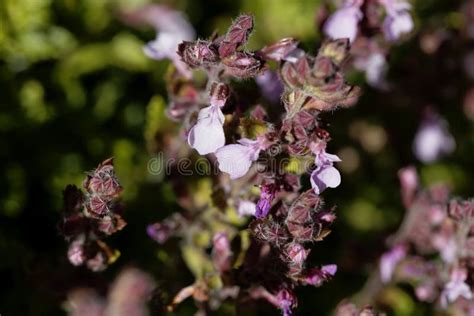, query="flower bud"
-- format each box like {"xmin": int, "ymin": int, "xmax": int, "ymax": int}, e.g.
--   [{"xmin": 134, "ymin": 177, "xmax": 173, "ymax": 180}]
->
[
  {"xmin": 85, "ymin": 194, "xmax": 110, "ymax": 218},
  {"xmin": 222, "ymin": 52, "xmax": 263, "ymax": 79},
  {"xmin": 218, "ymin": 14, "xmax": 254, "ymax": 58},
  {"xmin": 318, "ymin": 39, "xmax": 350, "ymax": 65},
  {"xmin": 98, "ymin": 214, "xmax": 126, "ymax": 235},
  {"xmin": 210, "ymin": 82, "xmax": 230, "ymax": 108},
  {"xmin": 259, "ymin": 38, "xmax": 299, "ymax": 61},
  {"xmin": 177, "ymin": 40, "xmax": 219, "ymax": 68},
  {"xmin": 284, "ymin": 242, "xmax": 309, "ymax": 268}
]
